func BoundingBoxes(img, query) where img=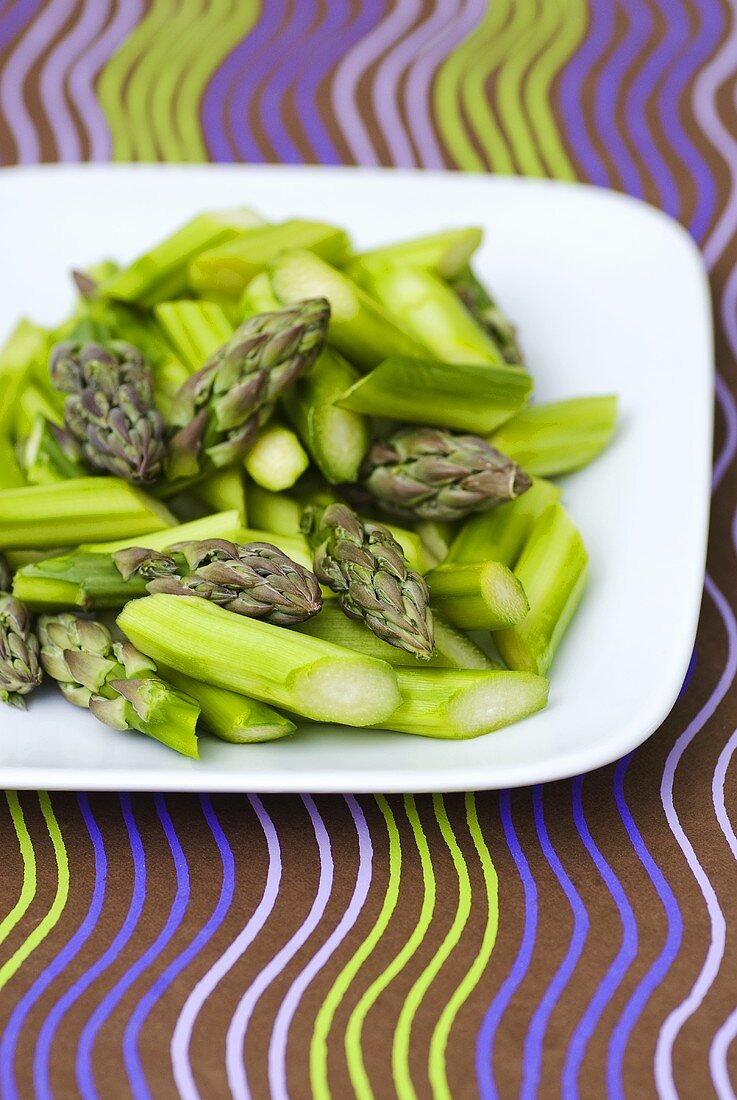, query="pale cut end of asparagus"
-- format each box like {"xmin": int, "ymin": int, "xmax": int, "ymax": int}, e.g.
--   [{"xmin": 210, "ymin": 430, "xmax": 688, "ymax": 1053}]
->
[
  {"xmin": 244, "ymin": 423, "xmax": 310, "ymax": 492},
  {"xmin": 426, "ymin": 561, "xmax": 529, "ymax": 631},
  {"xmin": 385, "ymin": 668, "xmax": 548, "ymax": 738},
  {"xmin": 118, "ymin": 595, "xmax": 402, "ymax": 726},
  {"xmin": 245, "ymin": 483, "xmax": 303, "ymax": 536},
  {"xmin": 447, "ymin": 477, "xmax": 561, "ymax": 570},
  {"xmin": 157, "ymin": 664, "xmax": 296, "ymax": 743},
  {"xmin": 79, "ymin": 510, "xmax": 242, "ymax": 554}
]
